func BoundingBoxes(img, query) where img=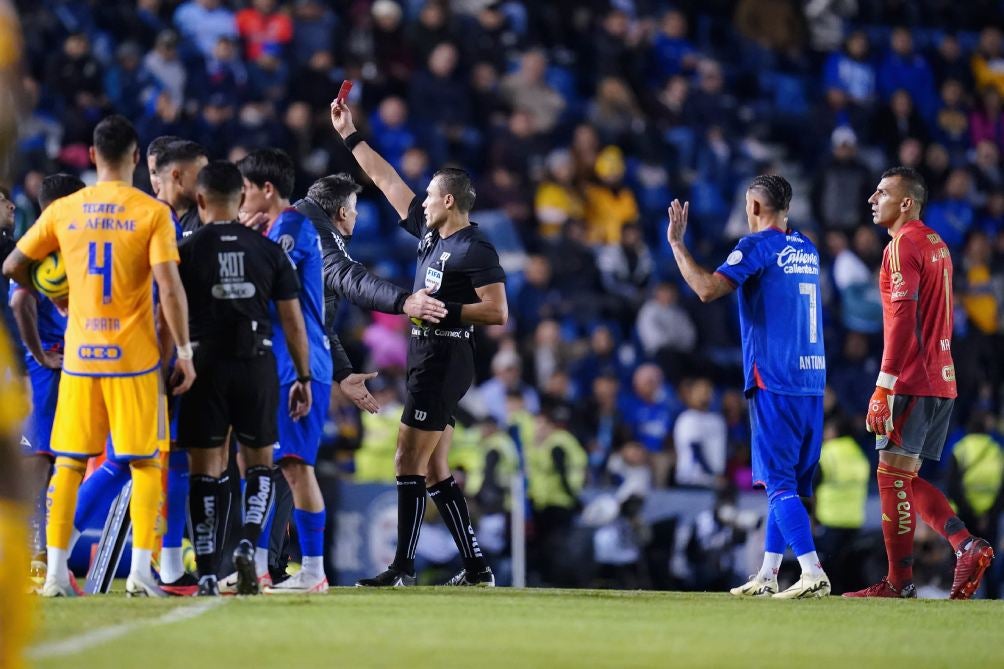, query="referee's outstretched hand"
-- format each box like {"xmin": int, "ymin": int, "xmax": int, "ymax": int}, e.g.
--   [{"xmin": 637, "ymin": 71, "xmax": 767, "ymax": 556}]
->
[
  {"xmin": 403, "ymin": 288, "xmax": 447, "ymax": 323},
  {"xmin": 340, "ymin": 371, "xmax": 380, "ymax": 414},
  {"xmin": 289, "ymin": 379, "xmax": 313, "ymax": 420}
]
